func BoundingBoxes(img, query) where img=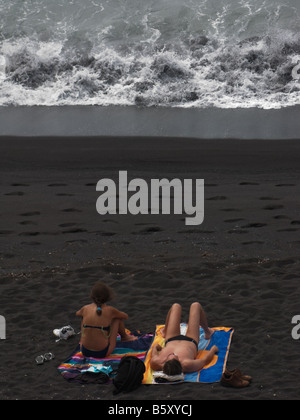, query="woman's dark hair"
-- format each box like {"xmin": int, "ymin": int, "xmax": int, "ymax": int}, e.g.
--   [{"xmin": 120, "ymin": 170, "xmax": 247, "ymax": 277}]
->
[
  {"xmin": 163, "ymin": 359, "xmax": 183, "ymax": 376},
  {"xmin": 90, "ymin": 282, "xmax": 115, "ymax": 316}
]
